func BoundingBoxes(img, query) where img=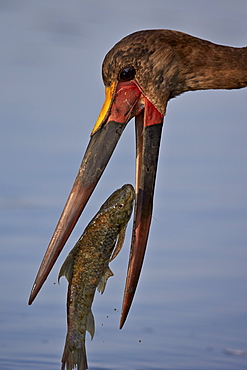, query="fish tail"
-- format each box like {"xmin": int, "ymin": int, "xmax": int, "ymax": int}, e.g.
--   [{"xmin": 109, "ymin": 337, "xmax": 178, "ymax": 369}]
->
[{"xmin": 61, "ymin": 336, "xmax": 88, "ymax": 370}]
